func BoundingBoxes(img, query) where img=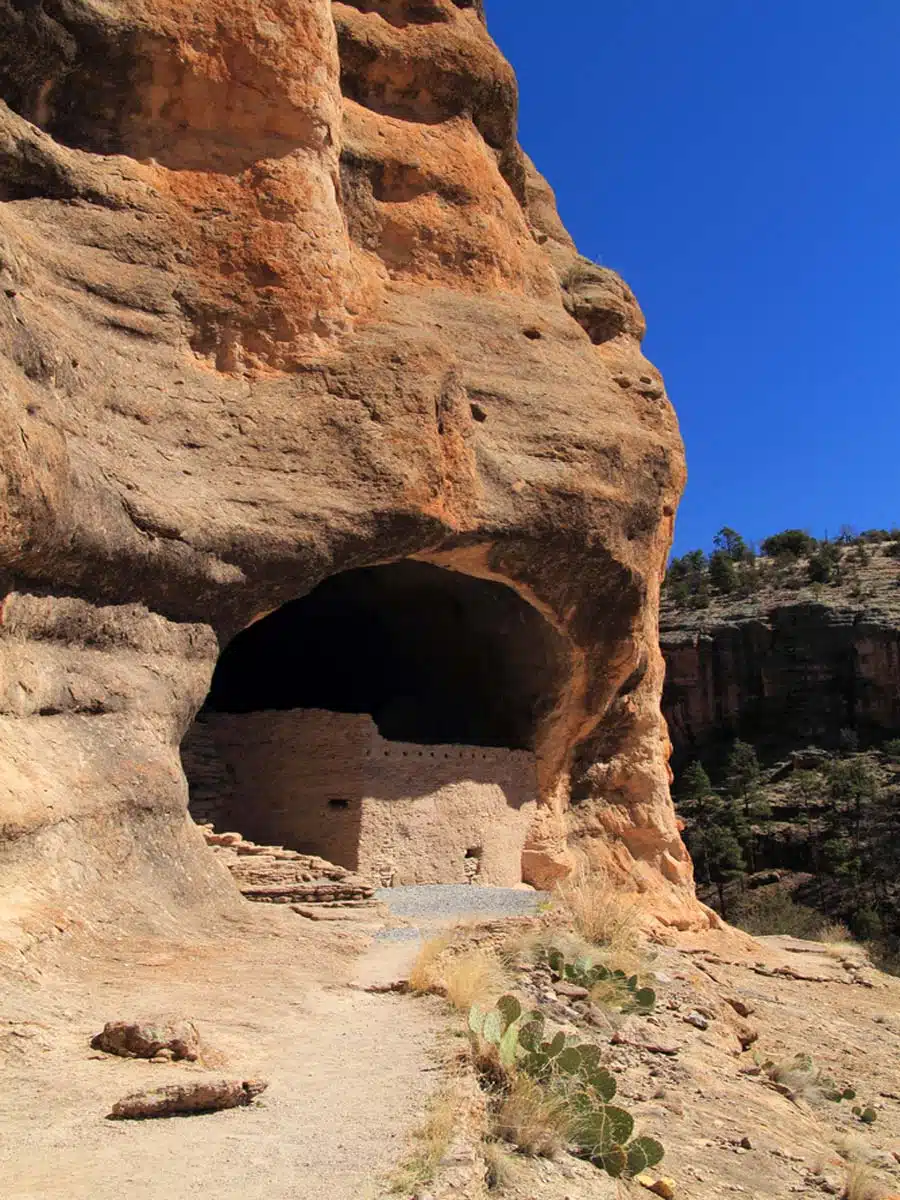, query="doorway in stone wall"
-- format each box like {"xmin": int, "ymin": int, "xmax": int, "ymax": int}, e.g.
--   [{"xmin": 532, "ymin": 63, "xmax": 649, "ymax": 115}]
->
[{"xmin": 181, "ymin": 560, "xmax": 568, "ymax": 884}]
